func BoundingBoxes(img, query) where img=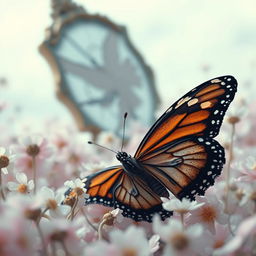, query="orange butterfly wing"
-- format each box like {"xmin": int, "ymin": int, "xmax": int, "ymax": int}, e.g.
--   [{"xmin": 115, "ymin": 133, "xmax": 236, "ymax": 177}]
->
[
  {"xmin": 135, "ymin": 75, "xmax": 237, "ymax": 160},
  {"xmin": 131, "ymin": 75, "xmax": 237, "ymax": 201},
  {"xmin": 85, "ymin": 166, "xmax": 172, "ymax": 221}
]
